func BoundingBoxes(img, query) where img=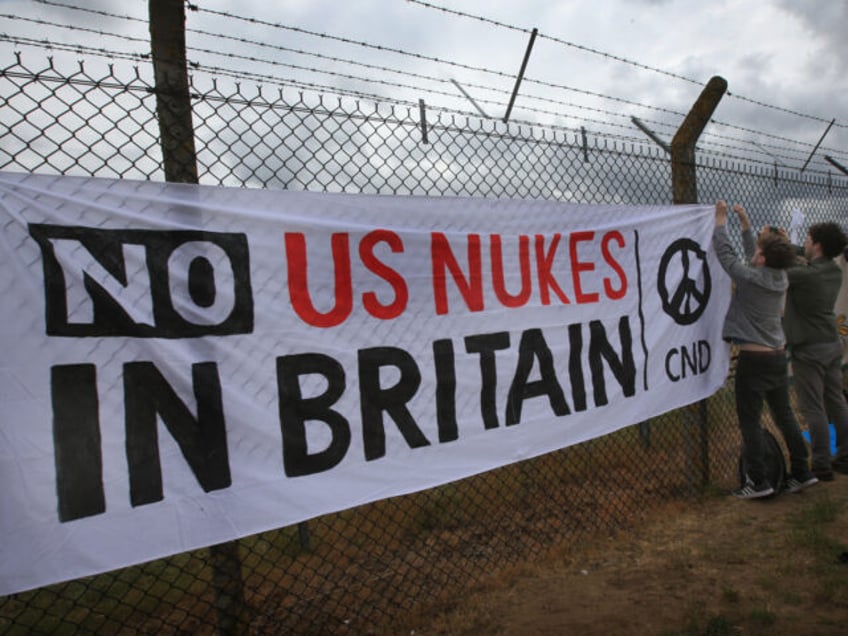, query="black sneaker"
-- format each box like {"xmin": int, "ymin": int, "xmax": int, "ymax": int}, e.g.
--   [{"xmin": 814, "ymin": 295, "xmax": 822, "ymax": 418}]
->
[
  {"xmin": 785, "ymin": 474, "xmax": 819, "ymax": 493},
  {"xmin": 732, "ymin": 479, "xmax": 774, "ymax": 499}
]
